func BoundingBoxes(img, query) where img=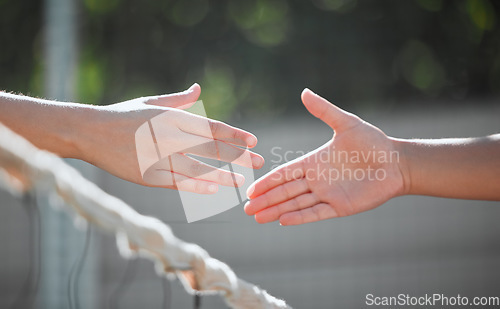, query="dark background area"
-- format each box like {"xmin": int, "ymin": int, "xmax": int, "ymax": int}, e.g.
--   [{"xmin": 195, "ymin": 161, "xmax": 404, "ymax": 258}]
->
[{"xmin": 1, "ymin": 0, "xmax": 500, "ymax": 119}]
